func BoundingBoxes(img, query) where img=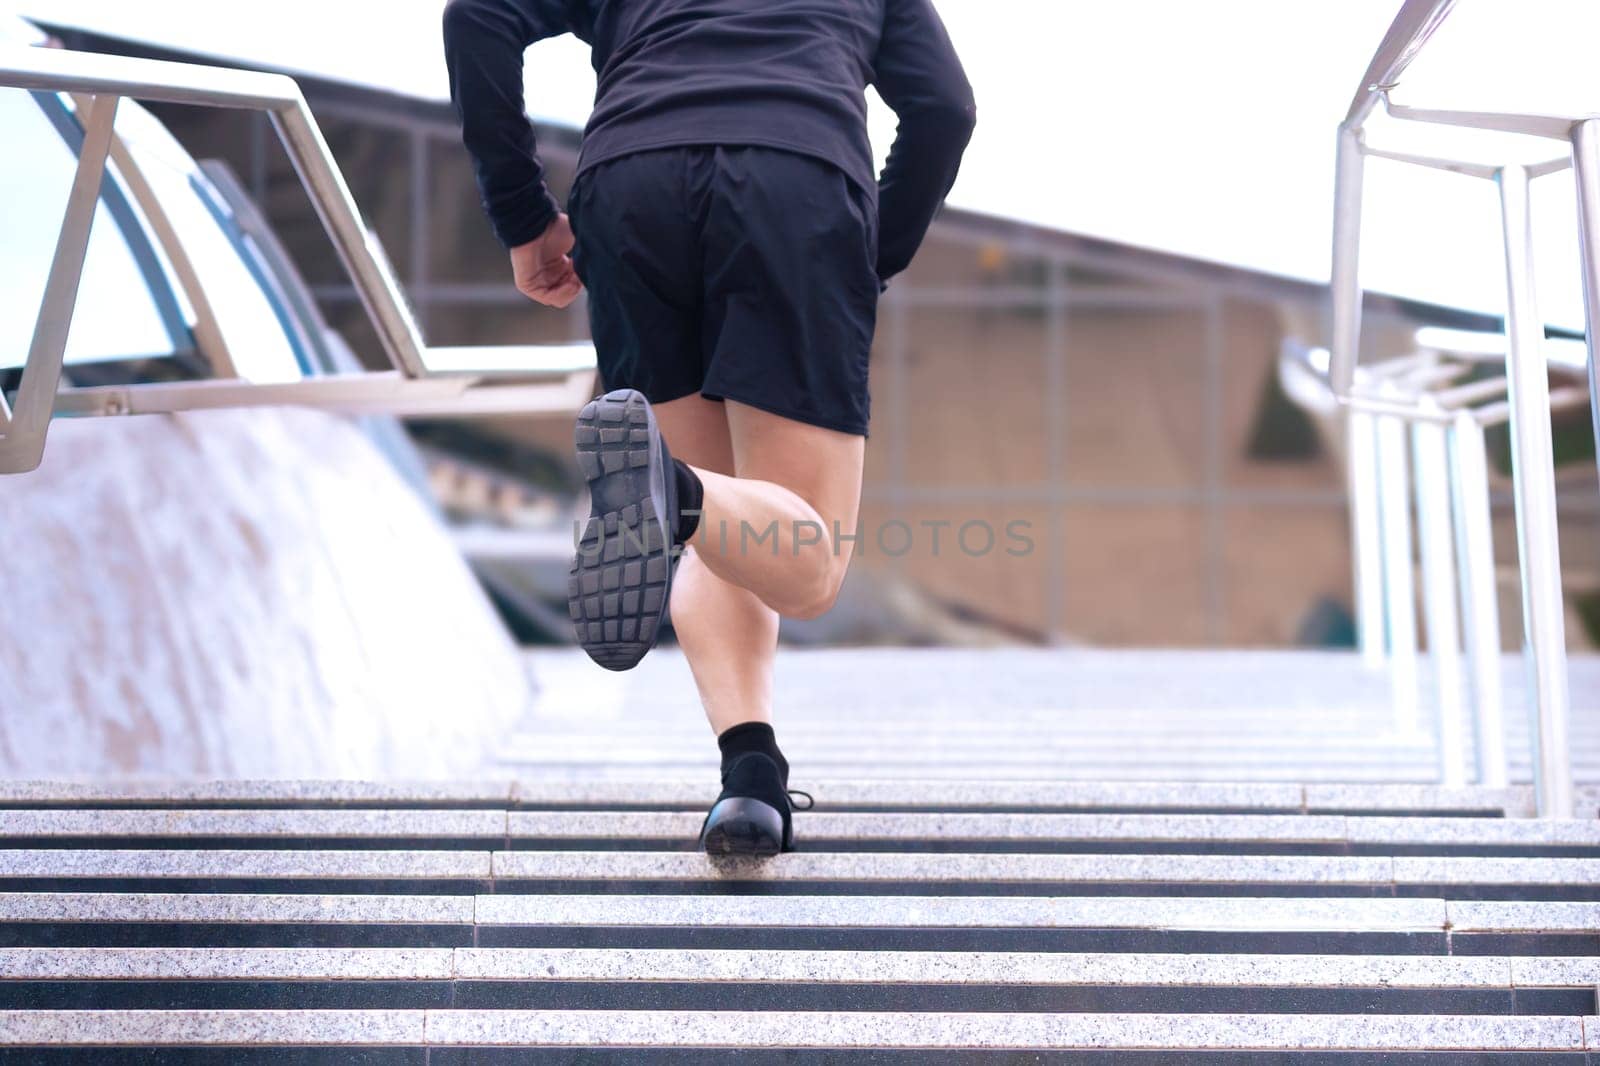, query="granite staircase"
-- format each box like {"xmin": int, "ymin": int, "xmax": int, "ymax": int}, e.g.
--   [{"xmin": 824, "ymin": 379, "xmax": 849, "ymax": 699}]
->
[{"xmin": 0, "ymin": 776, "xmax": 1597, "ymax": 1062}]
